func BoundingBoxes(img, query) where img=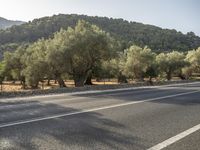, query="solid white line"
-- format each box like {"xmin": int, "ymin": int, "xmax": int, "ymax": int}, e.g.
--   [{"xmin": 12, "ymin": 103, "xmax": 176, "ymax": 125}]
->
[
  {"xmin": 0, "ymin": 88, "xmax": 162, "ymax": 109},
  {"xmin": 0, "ymin": 85, "xmax": 199, "ymax": 110},
  {"xmin": 147, "ymin": 124, "xmax": 200, "ymax": 150},
  {"xmin": 0, "ymin": 90, "xmax": 199, "ymax": 128},
  {"xmin": 0, "ymin": 87, "xmax": 173, "ymax": 109},
  {"xmin": 0, "ymin": 81, "xmax": 199, "ymax": 102}
]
